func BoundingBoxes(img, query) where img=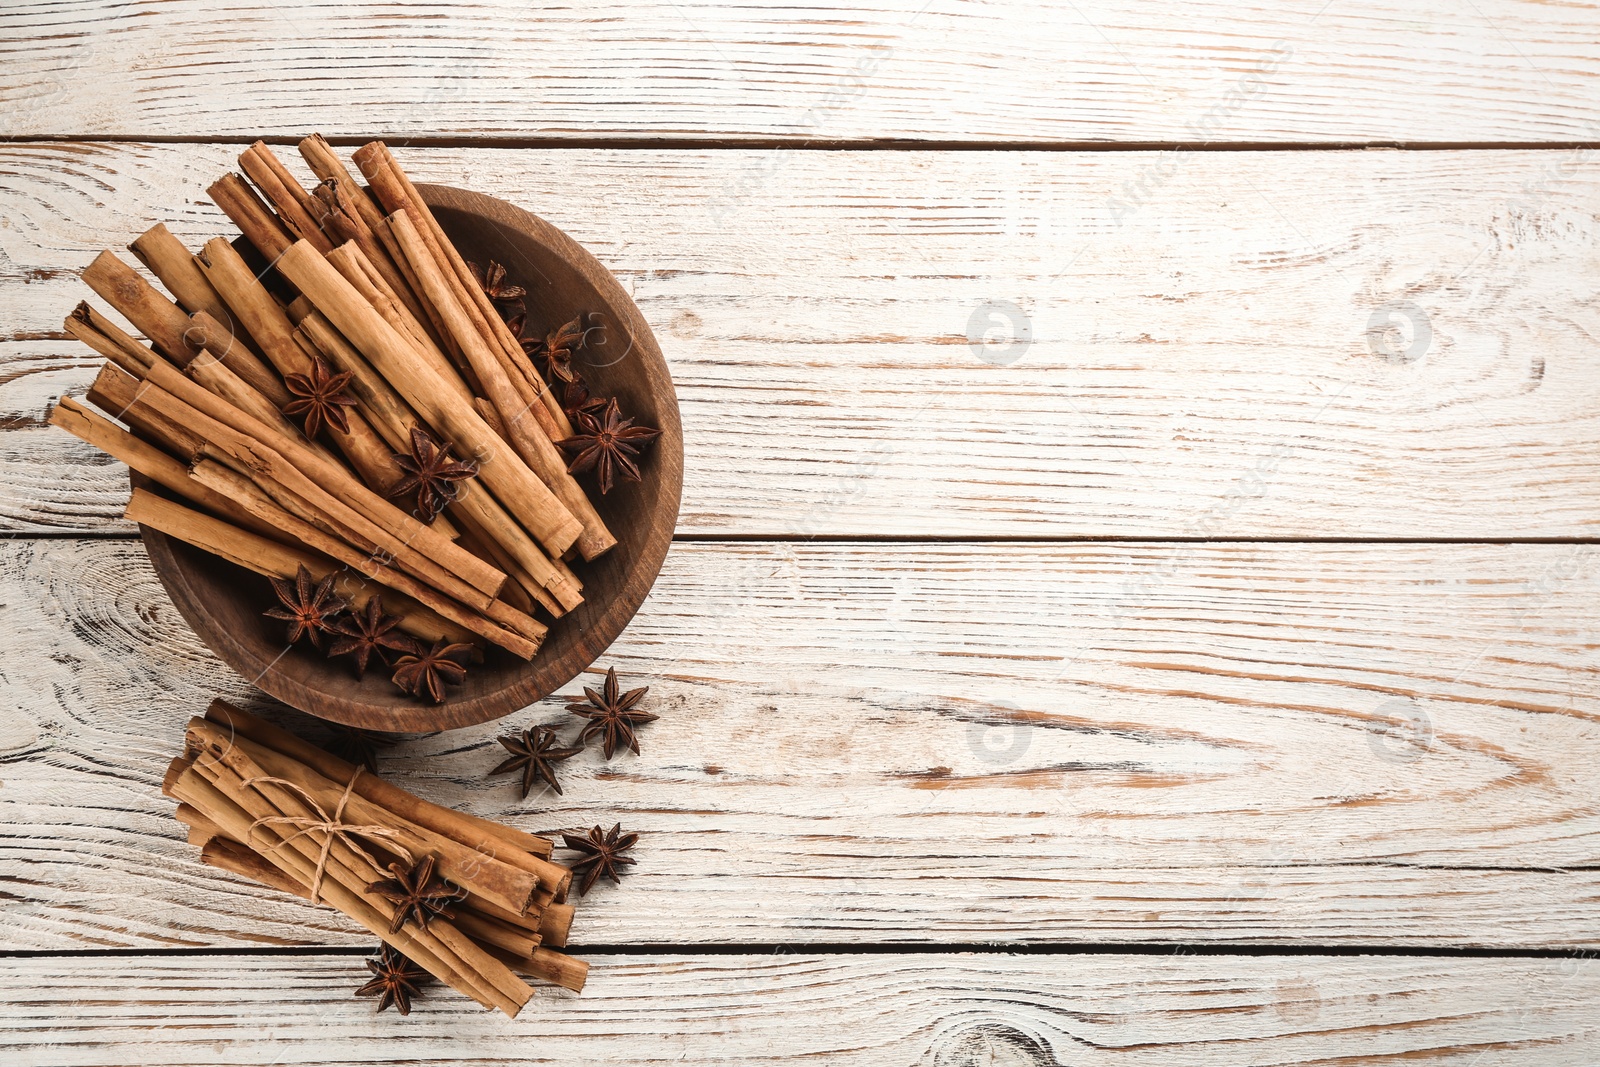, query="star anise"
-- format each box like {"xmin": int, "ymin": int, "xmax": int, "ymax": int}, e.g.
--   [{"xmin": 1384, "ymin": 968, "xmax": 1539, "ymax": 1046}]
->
[
  {"xmin": 470, "ymin": 259, "xmax": 526, "ymax": 315},
  {"xmin": 567, "ymin": 666, "xmax": 656, "ymax": 759},
  {"xmin": 559, "ymin": 376, "xmax": 608, "ymax": 420},
  {"xmin": 355, "ymin": 944, "xmax": 432, "ymax": 1015},
  {"xmin": 390, "ymin": 427, "xmax": 478, "ymax": 523},
  {"xmin": 558, "ymin": 398, "xmax": 662, "ymax": 495},
  {"xmin": 530, "ymin": 315, "xmax": 586, "ymax": 385},
  {"xmin": 391, "ymin": 639, "xmax": 474, "ymax": 703},
  {"xmin": 264, "ymin": 564, "xmax": 348, "ymax": 649},
  {"xmin": 282, "ymin": 357, "xmax": 358, "ymax": 438},
  {"xmin": 560, "ymin": 822, "xmax": 639, "ymax": 896},
  {"xmin": 327, "ymin": 595, "xmax": 415, "ymax": 680},
  {"xmin": 366, "ymin": 854, "xmax": 462, "ymax": 934},
  {"xmin": 490, "ymin": 725, "xmax": 583, "ymax": 798}
]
